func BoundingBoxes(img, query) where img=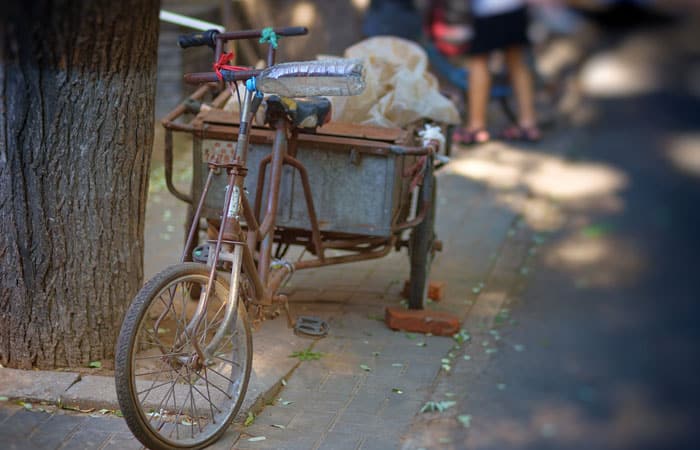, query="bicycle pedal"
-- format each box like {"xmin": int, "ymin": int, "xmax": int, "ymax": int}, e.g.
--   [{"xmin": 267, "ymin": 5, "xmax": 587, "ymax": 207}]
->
[
  {"xmin": 294, "ymin": 316, "xmax": 329, "ymax": 337},
  {"xmin": 192, "ymin": 244, "xmax": 226, "ymax": 269}
]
